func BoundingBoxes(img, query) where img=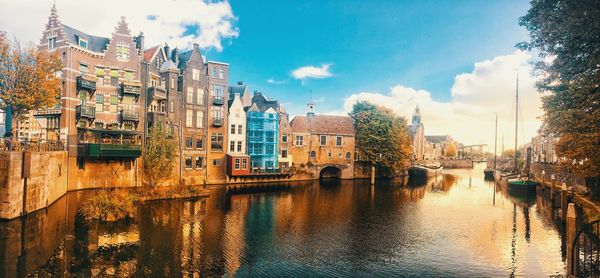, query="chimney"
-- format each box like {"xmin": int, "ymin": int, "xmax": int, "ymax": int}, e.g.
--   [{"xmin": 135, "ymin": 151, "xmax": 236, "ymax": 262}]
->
[
  {"xmin": 164, "ymin": 44, "xmax": 170, "ymax": 60},
  {"xmin": 171, "ymin": 48, "xmax": 178, "ymax": 64}
]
